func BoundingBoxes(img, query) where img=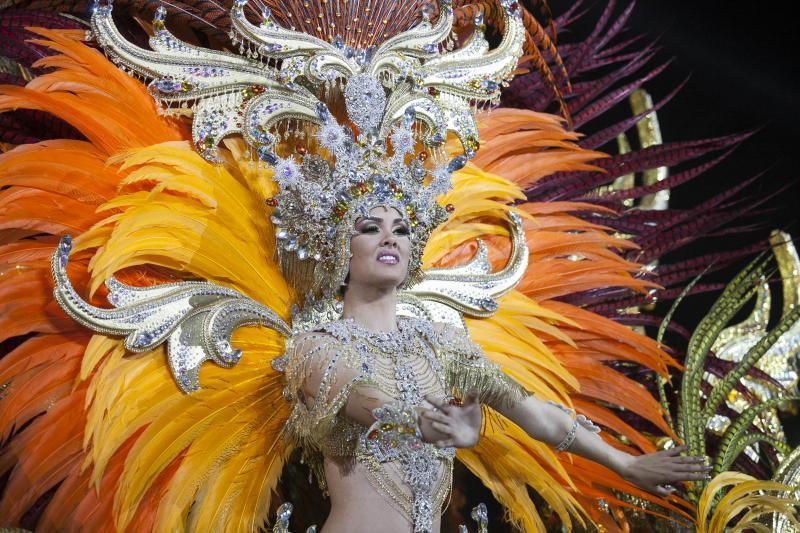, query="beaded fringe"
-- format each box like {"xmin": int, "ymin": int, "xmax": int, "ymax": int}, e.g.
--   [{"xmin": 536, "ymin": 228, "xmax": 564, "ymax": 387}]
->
[{"xmin": 446, "ymin": 359, "xmax": 528, "ymax": 410}]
